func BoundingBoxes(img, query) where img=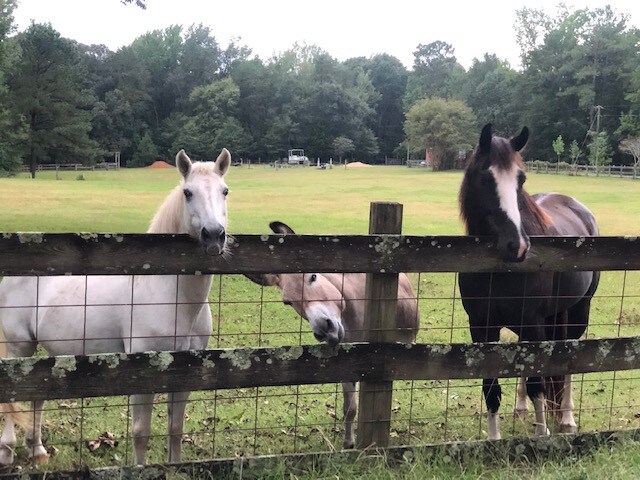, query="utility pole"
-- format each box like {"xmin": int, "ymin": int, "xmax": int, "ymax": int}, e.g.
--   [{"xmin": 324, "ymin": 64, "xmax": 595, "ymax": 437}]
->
[{"xmin": 594, "ymin": 105, "xmax": 602, "ymax": 176}]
